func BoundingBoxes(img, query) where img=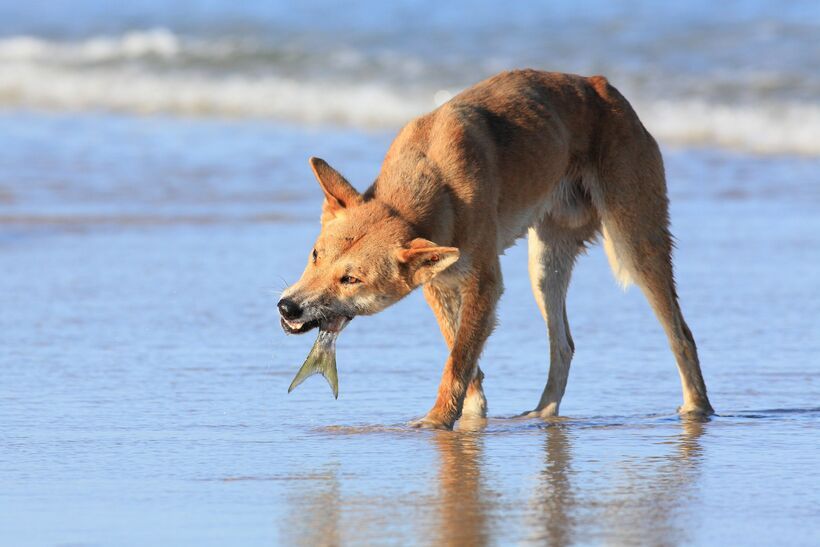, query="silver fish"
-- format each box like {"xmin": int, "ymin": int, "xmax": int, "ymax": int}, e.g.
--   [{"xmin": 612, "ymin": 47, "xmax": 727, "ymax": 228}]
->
[{"xmin": 287, "ymin": 317, "xmax": 350, "ymax": 399}]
